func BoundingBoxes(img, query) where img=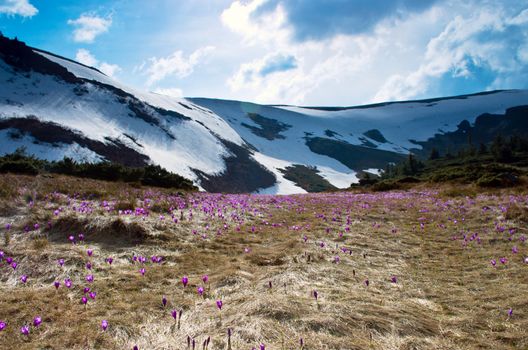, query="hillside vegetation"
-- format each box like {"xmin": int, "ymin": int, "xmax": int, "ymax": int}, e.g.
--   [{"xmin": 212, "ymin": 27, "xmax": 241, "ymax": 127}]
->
[
  {"xmin": 357, "ymin": 134, "xmax": 528, "ymax": 192},
  {"xmin": 0, "ymin": 148, "xmax": 197, "ymax": 191}
]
